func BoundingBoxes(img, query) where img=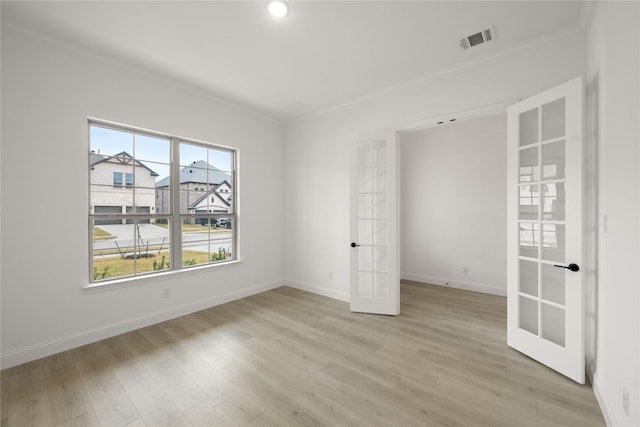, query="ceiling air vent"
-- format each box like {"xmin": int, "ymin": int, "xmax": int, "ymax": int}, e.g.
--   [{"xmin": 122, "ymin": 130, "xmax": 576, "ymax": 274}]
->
[{"xmin": 460, "ymin": 26, "xmax": 496, "ymax": 50}]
